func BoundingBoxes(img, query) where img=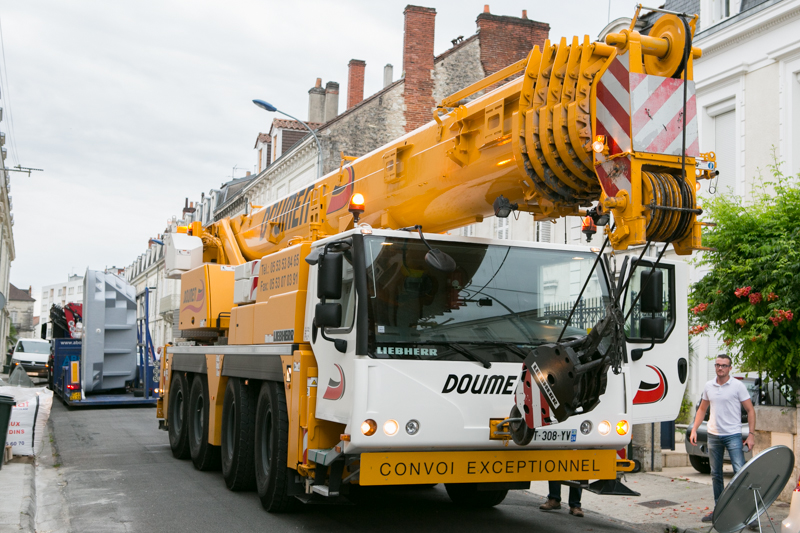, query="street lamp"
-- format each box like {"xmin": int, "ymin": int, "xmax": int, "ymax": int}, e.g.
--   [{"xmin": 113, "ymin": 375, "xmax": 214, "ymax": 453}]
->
[{"xmin": 252, "ymin": 99, "xmax": 323, "ymax": 179}]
